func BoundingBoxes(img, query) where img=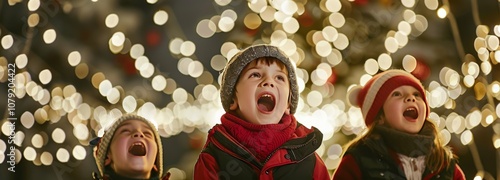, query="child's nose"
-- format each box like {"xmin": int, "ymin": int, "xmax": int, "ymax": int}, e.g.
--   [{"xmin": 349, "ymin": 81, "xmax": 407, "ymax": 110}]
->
[
  {"xmin": 405, "ymin": 95, "xmax": 416, "ymax": 102},
  {"xmin": 262, "ymin": 82, "xmax": 274, "ymax": 87},
  {"xmin": 133, "ymin": 132, "xmax": 144, "ymax": 138},
  {"xmin": 261, "ymin": 77, "xmax": 275, "ymax": 88}
]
